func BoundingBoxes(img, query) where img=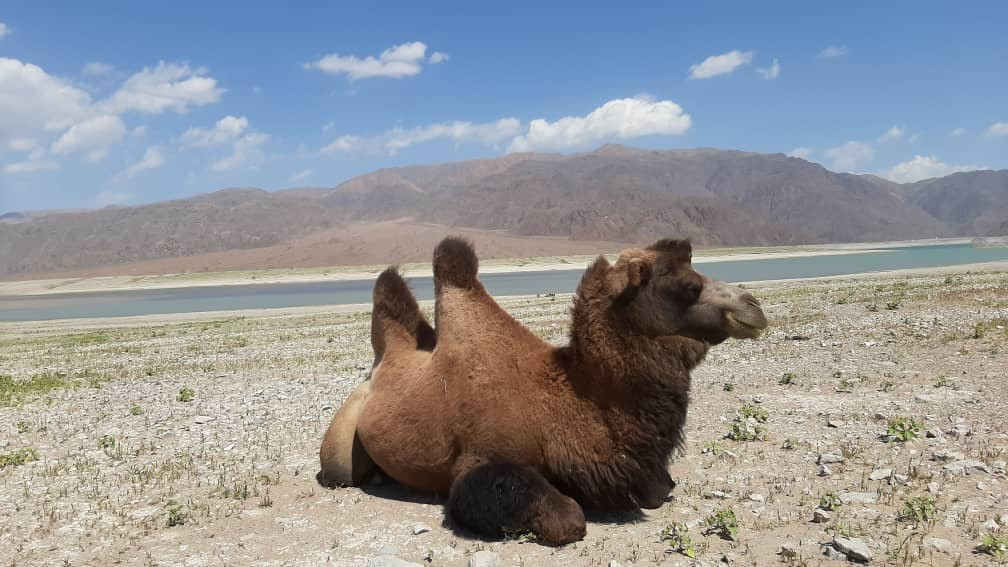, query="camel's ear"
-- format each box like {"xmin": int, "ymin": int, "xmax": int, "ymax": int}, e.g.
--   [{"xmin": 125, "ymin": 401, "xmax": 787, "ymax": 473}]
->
[{"xmin": 610, "ymin": 257, "xmax": 651, "ymax": 303}]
